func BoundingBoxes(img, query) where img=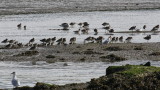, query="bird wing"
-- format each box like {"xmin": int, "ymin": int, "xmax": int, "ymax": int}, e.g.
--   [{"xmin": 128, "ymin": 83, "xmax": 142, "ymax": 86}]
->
[{"xmin": 12, "ymin": 79, "xmax": 20, "ymax": 87}]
